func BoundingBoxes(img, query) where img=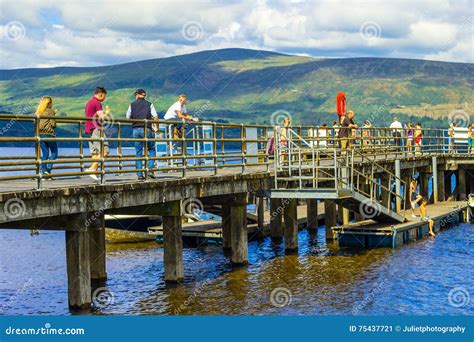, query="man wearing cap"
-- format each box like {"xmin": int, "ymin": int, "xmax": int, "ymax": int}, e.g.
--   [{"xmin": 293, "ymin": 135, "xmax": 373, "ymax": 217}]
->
[{"xmin": 126, "ymin": 89, "xmax": 158, "ymax": 180}]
